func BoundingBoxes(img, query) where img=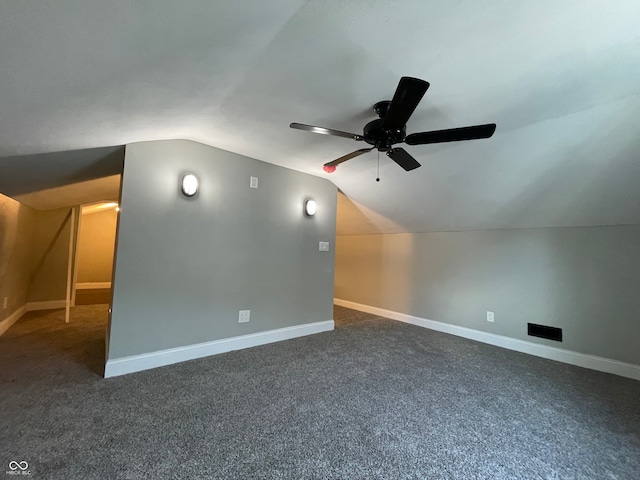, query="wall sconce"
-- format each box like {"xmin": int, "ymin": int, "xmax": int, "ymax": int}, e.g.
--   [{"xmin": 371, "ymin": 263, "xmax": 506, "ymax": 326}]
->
[
  {"xmin": 304, "ymin": 199, "xmax": 317, "ymax": 217},
  {"xmin": 181, "ymin": 173, "xmax": 199, "ymax": 197}
]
